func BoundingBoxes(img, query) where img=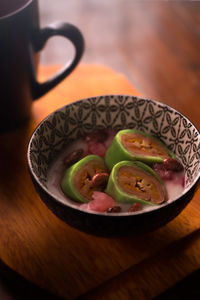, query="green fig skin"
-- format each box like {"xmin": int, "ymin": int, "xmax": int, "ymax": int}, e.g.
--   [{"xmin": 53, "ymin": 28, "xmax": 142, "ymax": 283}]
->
[
  {"xmin": 105, "ymin": 160, "xmax": 167, "ymax": 205},
  {"xmin": 105, "ymin": 129, "xmax": 176, "ymax": 170},
  {"xmin": 61, "ymin": 155, "xmax": 106, "ymax": 203}
]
